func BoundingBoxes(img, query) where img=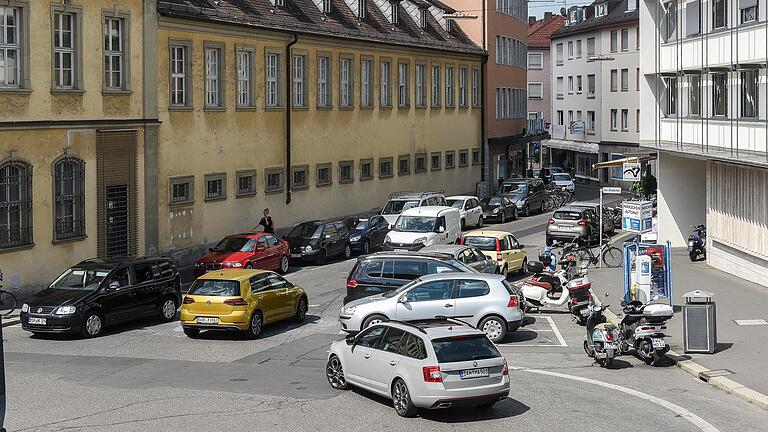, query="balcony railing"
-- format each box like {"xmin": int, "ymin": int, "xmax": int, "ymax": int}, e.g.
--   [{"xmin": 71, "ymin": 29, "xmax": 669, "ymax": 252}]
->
[{"xmin": 527, "ymin": 118, "xmax": 547, "ymax": 135}]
